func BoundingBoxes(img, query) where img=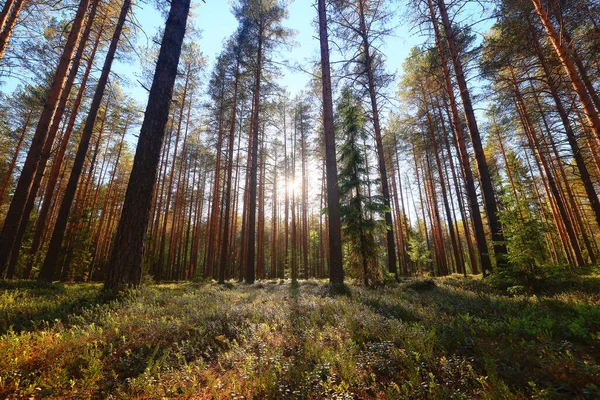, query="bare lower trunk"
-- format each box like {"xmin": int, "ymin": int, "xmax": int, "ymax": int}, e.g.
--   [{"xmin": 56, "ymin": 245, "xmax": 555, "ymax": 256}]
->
[
  {"xmin": 105, "ymin": 0, "xmax": 190, "ymax": 291},
  {"xmin": 318, "ymin": 0, "xmax": 343, "ymax": 284}
]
